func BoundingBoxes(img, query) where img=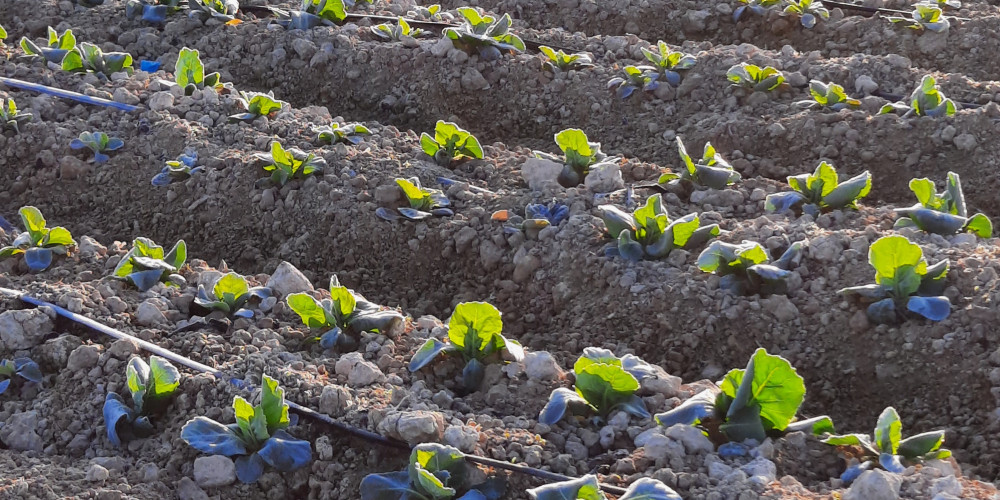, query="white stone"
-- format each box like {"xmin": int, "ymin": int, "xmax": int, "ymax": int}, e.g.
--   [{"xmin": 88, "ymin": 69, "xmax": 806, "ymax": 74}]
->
[
  {"xmin": 663, "ymin": 423, "xmax": 714, "ymax": 455},
  {"xmin": 148, "ymin": 91, "xmax": 174, "ymax": 112},
  {"xmin": 193, "ymin": 455, "xmax": 236, "ymax": 488},
  {"xmin": 584, "ymin": 162, "xmax": 625, "ymax": 193},
  {"xmin": 335, "ymin": 352, "xmax": 385, "ymax": 386},
  {"xmin": 443, "ymin": 425, "xmax": 480, "ymax": 453},
  {"xmin": 523, "ymin": 351, "xmax": 563, "ymax": 381},
  {"xmin": 0, "ymin": 309, "xmax": 54, "ymax": 350},
  {"xmin": 266, "ymin": 261, "xmax": 314, "ymax": 297},
  {"xmin": 135, "ymin": 299, "xmax": 167, "ymax": 326},
  {"xmin": 521, "ymin": 157, "xmax": 563, "ymax": 190},
  {"xmin": 844, "ymin": 469, "xmax": 902, "ymax": 500}
]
